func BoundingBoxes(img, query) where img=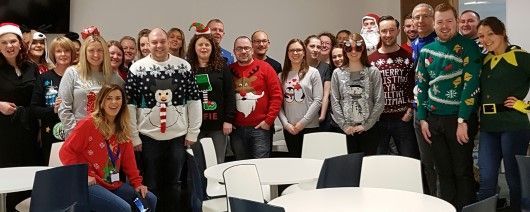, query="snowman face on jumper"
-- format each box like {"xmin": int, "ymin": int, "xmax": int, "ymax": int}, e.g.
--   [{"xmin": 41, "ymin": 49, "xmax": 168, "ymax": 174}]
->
[
  {"xmin": 155, "ymin": 89, "xmax": 172, "ymax": 105},
  {"xmin": 347, "ymin": 84, "xmax": 364, "ymax": 99}
]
